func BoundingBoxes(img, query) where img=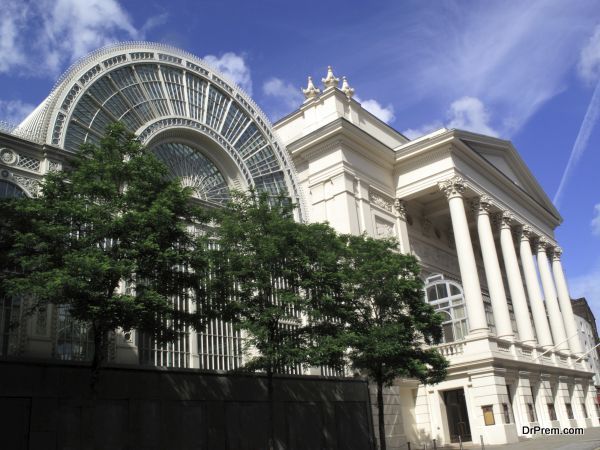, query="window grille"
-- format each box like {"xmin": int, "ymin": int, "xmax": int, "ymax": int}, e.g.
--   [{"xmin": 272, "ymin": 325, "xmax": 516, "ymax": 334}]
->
[
  {"xmin": 55, "ymin": 305, "xmax": 94, "ymax": 361},
  {"xmin": 0, "ymin": 297, "xmax": 21, "ymax": 356}
]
